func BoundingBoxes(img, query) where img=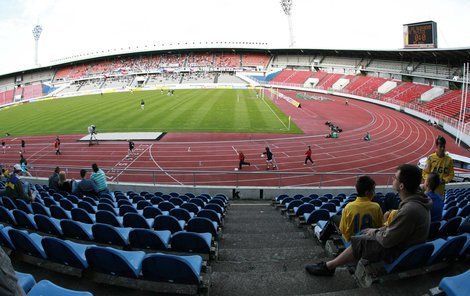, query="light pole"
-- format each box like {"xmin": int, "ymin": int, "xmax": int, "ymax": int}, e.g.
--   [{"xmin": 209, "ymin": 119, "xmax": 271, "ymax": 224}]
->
[
  {"xmin": 280, "ymin": 0, "xmax": 295, "ymax": 47},
  {"xmin": 32, "ymin": 25, "xmax": 43, "ymax": 66}
]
